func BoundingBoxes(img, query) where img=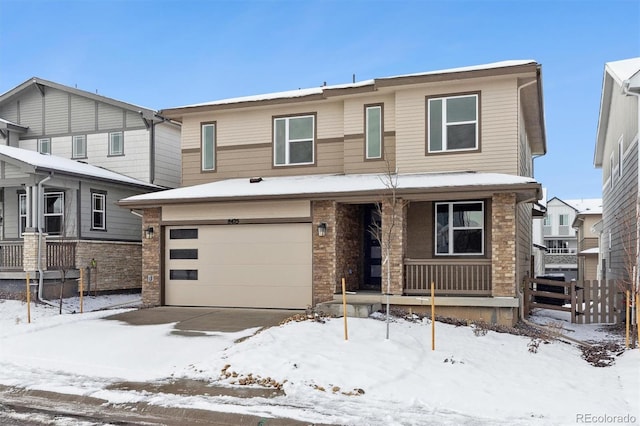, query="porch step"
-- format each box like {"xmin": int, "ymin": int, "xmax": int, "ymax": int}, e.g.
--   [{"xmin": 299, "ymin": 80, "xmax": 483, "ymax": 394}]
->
[{"xmin": 316, "ymin": 301, "xmax": 382, "ymax": 318}]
